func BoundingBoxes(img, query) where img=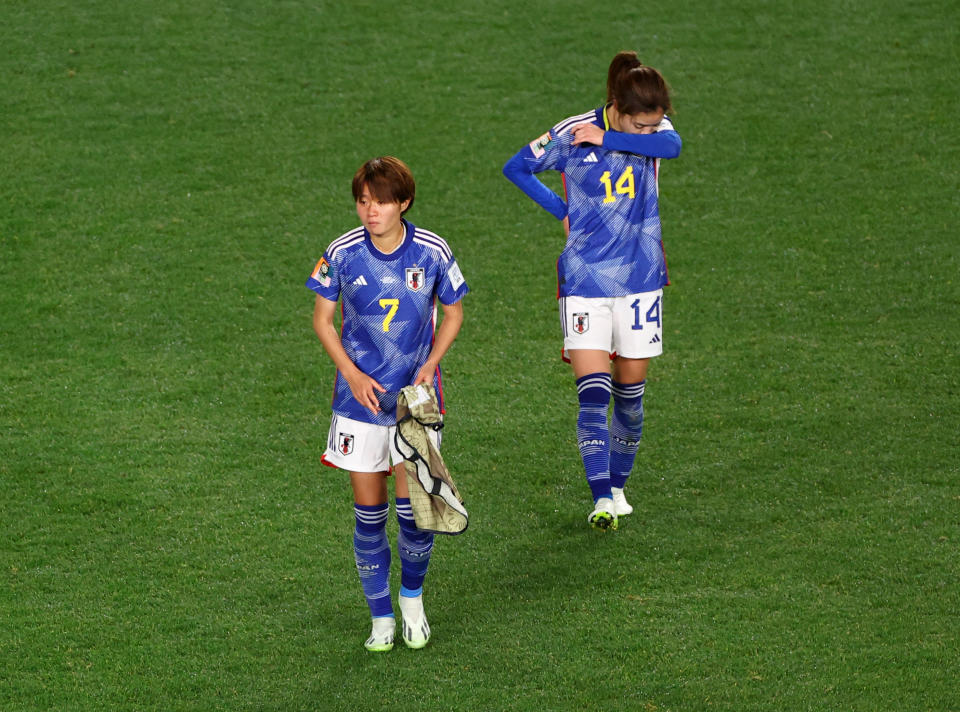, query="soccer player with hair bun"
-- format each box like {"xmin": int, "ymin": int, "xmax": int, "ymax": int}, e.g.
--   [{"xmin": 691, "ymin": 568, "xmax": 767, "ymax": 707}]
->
[
  {"xmin": 503, "ymin": 51, "xmax": 682, "ymax": 531},
  {"xmin": 307, "ymin": 156, "xmax": 469, "ymax": 651}
]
